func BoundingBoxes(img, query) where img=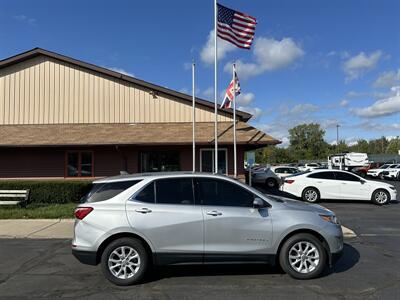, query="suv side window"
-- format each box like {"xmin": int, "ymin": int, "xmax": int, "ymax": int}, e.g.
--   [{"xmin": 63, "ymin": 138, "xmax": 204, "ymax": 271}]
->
[
  {"xmin": 86, "ymin": 180, "xmax": 142, "ymax": 203},
  {"xmin": 134, "ymin": 182, "xmax": 155, "ymax": 203},
  {"xmin": 155, "ymin": 178, "xmax": 194, "ymax": 205},
  {"xmin": 334, "ymin": 172, "xmax": 360, "ymax": 182},
  {"xmin": 197, "ymin": 178, "xmax": 254, "ymax": 207},
  {"xmin": 307, "ymin": 172, "xmax": 335, "ymax": 180}
]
